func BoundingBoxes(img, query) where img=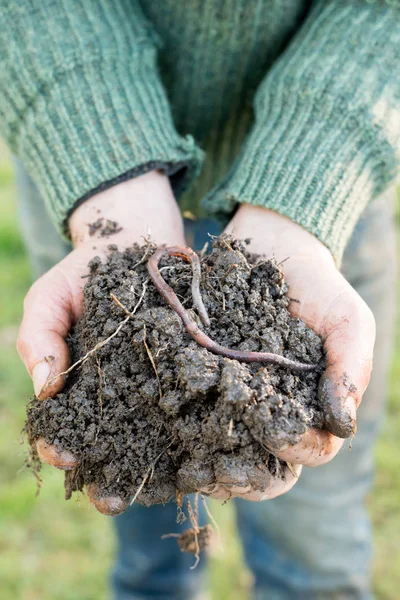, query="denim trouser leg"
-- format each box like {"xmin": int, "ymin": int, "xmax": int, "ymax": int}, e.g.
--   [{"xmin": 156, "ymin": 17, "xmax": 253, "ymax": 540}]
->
[
  {"xmin": 15, "ymin": 158, "xmax": 397, "ymax": 600},
  {"xmin": 112, "ymin": 500, "xmax": 207, "ymax": 600},
  {"xmin": 234, "ymin": 189, "xmax": 397, "ymax": 600}
]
